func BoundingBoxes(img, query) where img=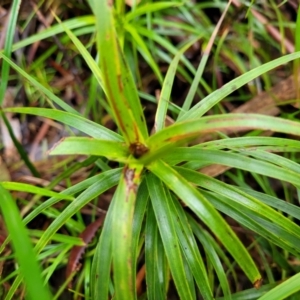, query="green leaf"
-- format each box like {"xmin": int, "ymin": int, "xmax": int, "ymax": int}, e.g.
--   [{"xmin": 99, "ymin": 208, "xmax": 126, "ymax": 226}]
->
[
  {"xmin": 178, "ymin": 0, "xmax": 231, "ymax": 119},
  {"xmin": 164, "ymin": 149, "xmax": 300, "ymax": 187},
  {"xmin": 239, "ymin": 188, "xmax": 300, "ymax": 221},
  {"xmin": 22, "ymin": 171, "xmax": 118, "ymax": 228},
  {"xmin": 1, "ymin": 182, "xmax": 74, "ymax": 200},
  {"xmin": 145, "ymin": 204, "xmax": 166, "ymax": 300},
  {"xmin": 199, "ymin": 136, "xmax": 300, "ymax": 152},
  {"xmin": 188, "ymin": 217, "xmax": 232, "ymax": 300},
  {"xmin": 203, "ymin": 190, "xmax": 300, "ymax": 256},
  {"xmin": 3, "ymin": 107, "xmax": 123, "ymax": 141},
  {"xmin": 0, "ymin": 53, "xmax": 78, "ymax": 114},
  {"xmin": 131, "ymin": 180, "xmax": 149, "ymax": 291},
  {"xmin": 148, "ymin": 160, "xmax": 261, "ymax": 285},
  {"xmin": 111, "ymin": 165, "xmax": 143, "ymax": 300},
  {"xmin": 154, "ymin": 37, "xmax": 201, "ymax": 132},
  {"xmin": 53, "ymin": 13, "xmax": 106, "ymax": 95},
  {"xmin": 179, "ymin": 51, "xmax": 300, "ymax": 121},
  {"xmin": 91, "ymin": 190, "xmax": 117, "ymax": 300},
  {"xmin": 146, "ymin": 173, "xmax": 195, "ymax": 299},
  {"xmin": 0, "ymin": 185, "xmax": 52, "ymax": 300},
  {"xmin": 125, "ymin": 24, "xmax": 163, "ymax": 84},
  {"xmin": 93, "ymin": 0, "xmax": 148, "ymax": 144},
  {"xmin": 143, "ymin": 114, "xmax": 300, "ymax": 163},
  {"xmin": 258, "ymin": 273, "xmax": 300, "ymax": 300},
  {"xmin": 171, "ymin": 195, "xmax": 214, "ymax": 299},
  {"xmin": 11, "ymin": 16, "xmax": 95, "ymax": 52},
  {"xmin": 0, "ymin": 0, "xmax": 21, "ymax": 105},
  {"xmin": 216, "ymin": 283, "xmax": 277, "ymax": 300},
  {"xmin": 49, "ymin": 137, "xmax": 129, "ymax": 162},
  {"xmin": 125, "ymin": 2, "xmax": 183, "ymax": 22},
  {"xmin": 178, "ymin": 168, "xmax": 300, "ymax": 254}
]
